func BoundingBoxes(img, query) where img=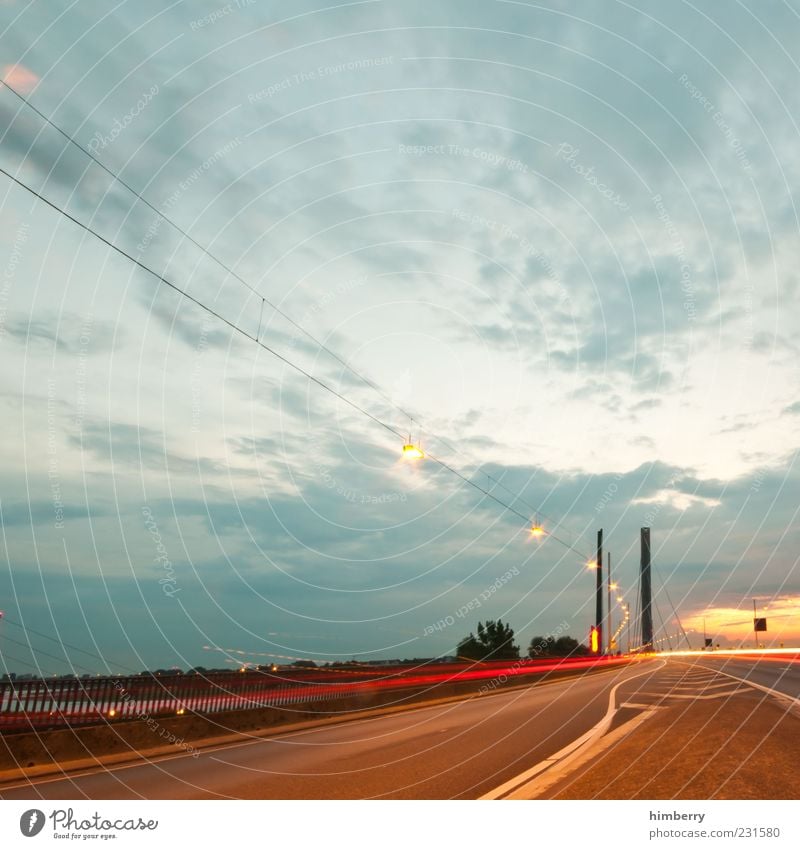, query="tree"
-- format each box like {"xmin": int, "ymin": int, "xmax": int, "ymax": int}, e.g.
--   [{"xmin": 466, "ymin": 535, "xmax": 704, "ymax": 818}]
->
[
  {"xmin": 457, "ymin": 619, "xmax": 519, "ymax": 661},
  {"xmin": 553, "ymin": 636, "xmax": 588, "ymax": 656},
  {"xmin": 528, "ymin": 634, "xmax": 588, "ymax": 658},
  {"xmin": 528, "ymin": 635, "xmax": 555, "ymax": 657}
]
